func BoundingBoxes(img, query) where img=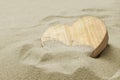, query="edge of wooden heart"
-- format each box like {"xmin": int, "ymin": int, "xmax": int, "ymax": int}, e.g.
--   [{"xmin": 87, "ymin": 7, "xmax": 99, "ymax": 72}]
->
[{"xmin": 90, "ymin": 31, "xmax": 109, "ymax": 58}]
